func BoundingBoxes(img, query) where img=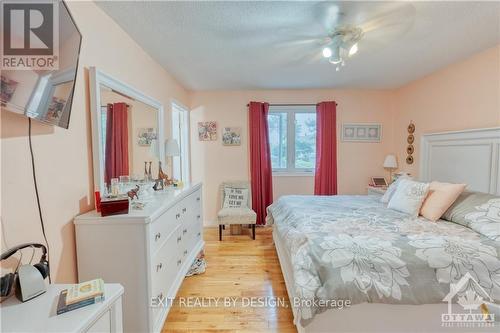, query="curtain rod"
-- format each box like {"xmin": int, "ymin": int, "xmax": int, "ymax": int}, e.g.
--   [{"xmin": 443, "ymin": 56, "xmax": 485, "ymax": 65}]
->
[
  {"xmin": 101, "ymin": 103, "xmax": 131, "ymax": 108},
  {"xmin": 246, "ymin": 102, "xmax": 337, "ymax": 107}
]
